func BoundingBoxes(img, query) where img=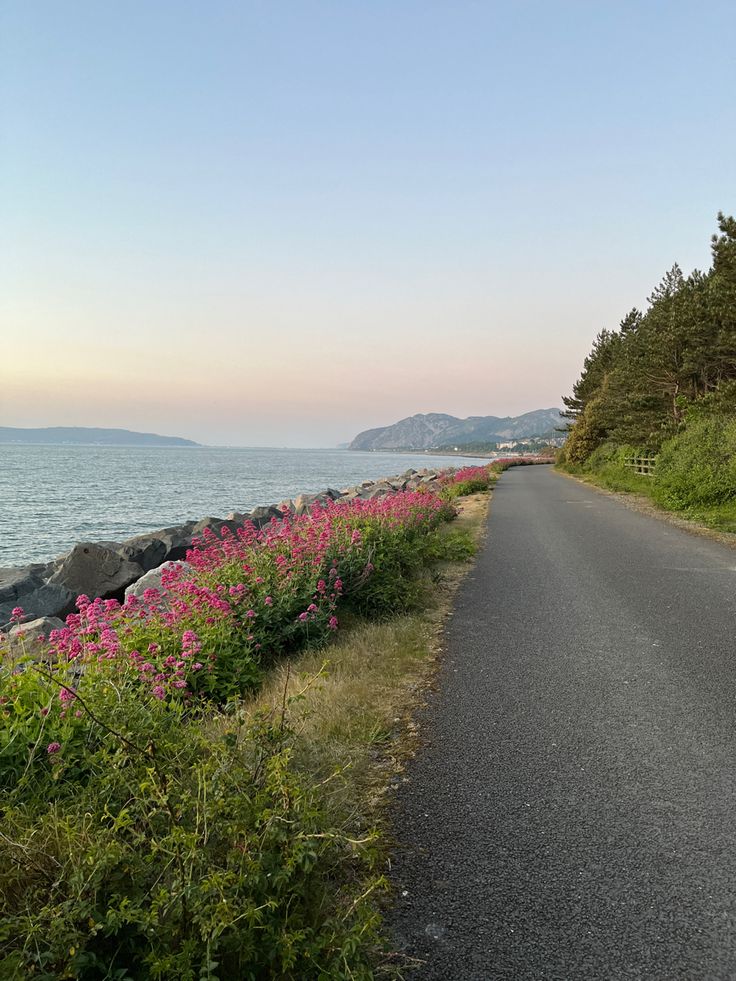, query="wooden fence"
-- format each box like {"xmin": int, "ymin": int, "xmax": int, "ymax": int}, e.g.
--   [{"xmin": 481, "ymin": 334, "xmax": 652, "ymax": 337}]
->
[{"xmin": 624, "ymin": 455, "xmax": 657, "ymax": 476}]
